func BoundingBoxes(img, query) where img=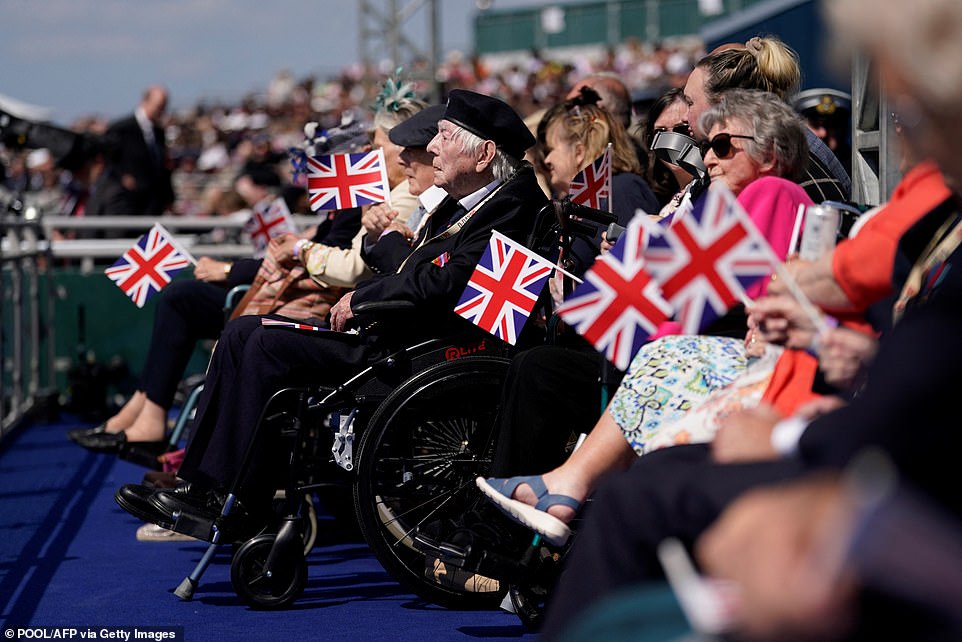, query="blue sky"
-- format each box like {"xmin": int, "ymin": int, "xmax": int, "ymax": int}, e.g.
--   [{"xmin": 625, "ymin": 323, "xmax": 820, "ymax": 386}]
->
[{"xmin": 1, "ymin": 0, "xmax": 543, "ymax": 125}]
